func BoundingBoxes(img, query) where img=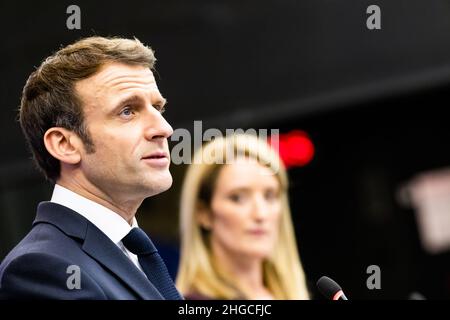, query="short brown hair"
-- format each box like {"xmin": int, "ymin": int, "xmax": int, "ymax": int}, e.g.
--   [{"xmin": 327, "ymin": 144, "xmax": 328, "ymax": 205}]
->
[{"xmin": 19, "ymin": 36, "xmax": 156, "ymax": 182}]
